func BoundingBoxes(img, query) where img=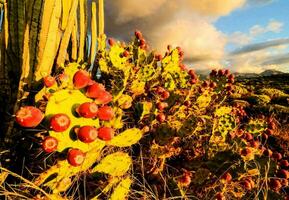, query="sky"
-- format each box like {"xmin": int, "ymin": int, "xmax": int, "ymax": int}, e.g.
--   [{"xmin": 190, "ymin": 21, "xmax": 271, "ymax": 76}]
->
[{"xmin": 104, "ymin": 0, "xmax": 289, "ymax": 73}]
